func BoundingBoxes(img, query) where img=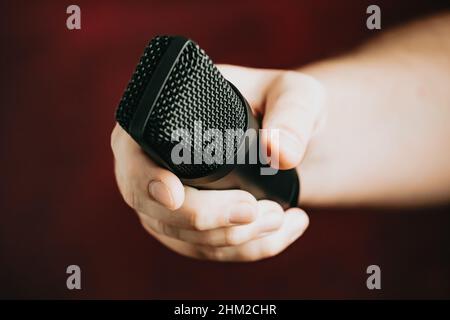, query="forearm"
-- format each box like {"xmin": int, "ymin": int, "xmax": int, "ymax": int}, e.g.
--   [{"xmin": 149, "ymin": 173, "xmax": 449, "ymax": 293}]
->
[{"xmin": 298, "ymin": 13, "xmax": 450, "ymax": 206}]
